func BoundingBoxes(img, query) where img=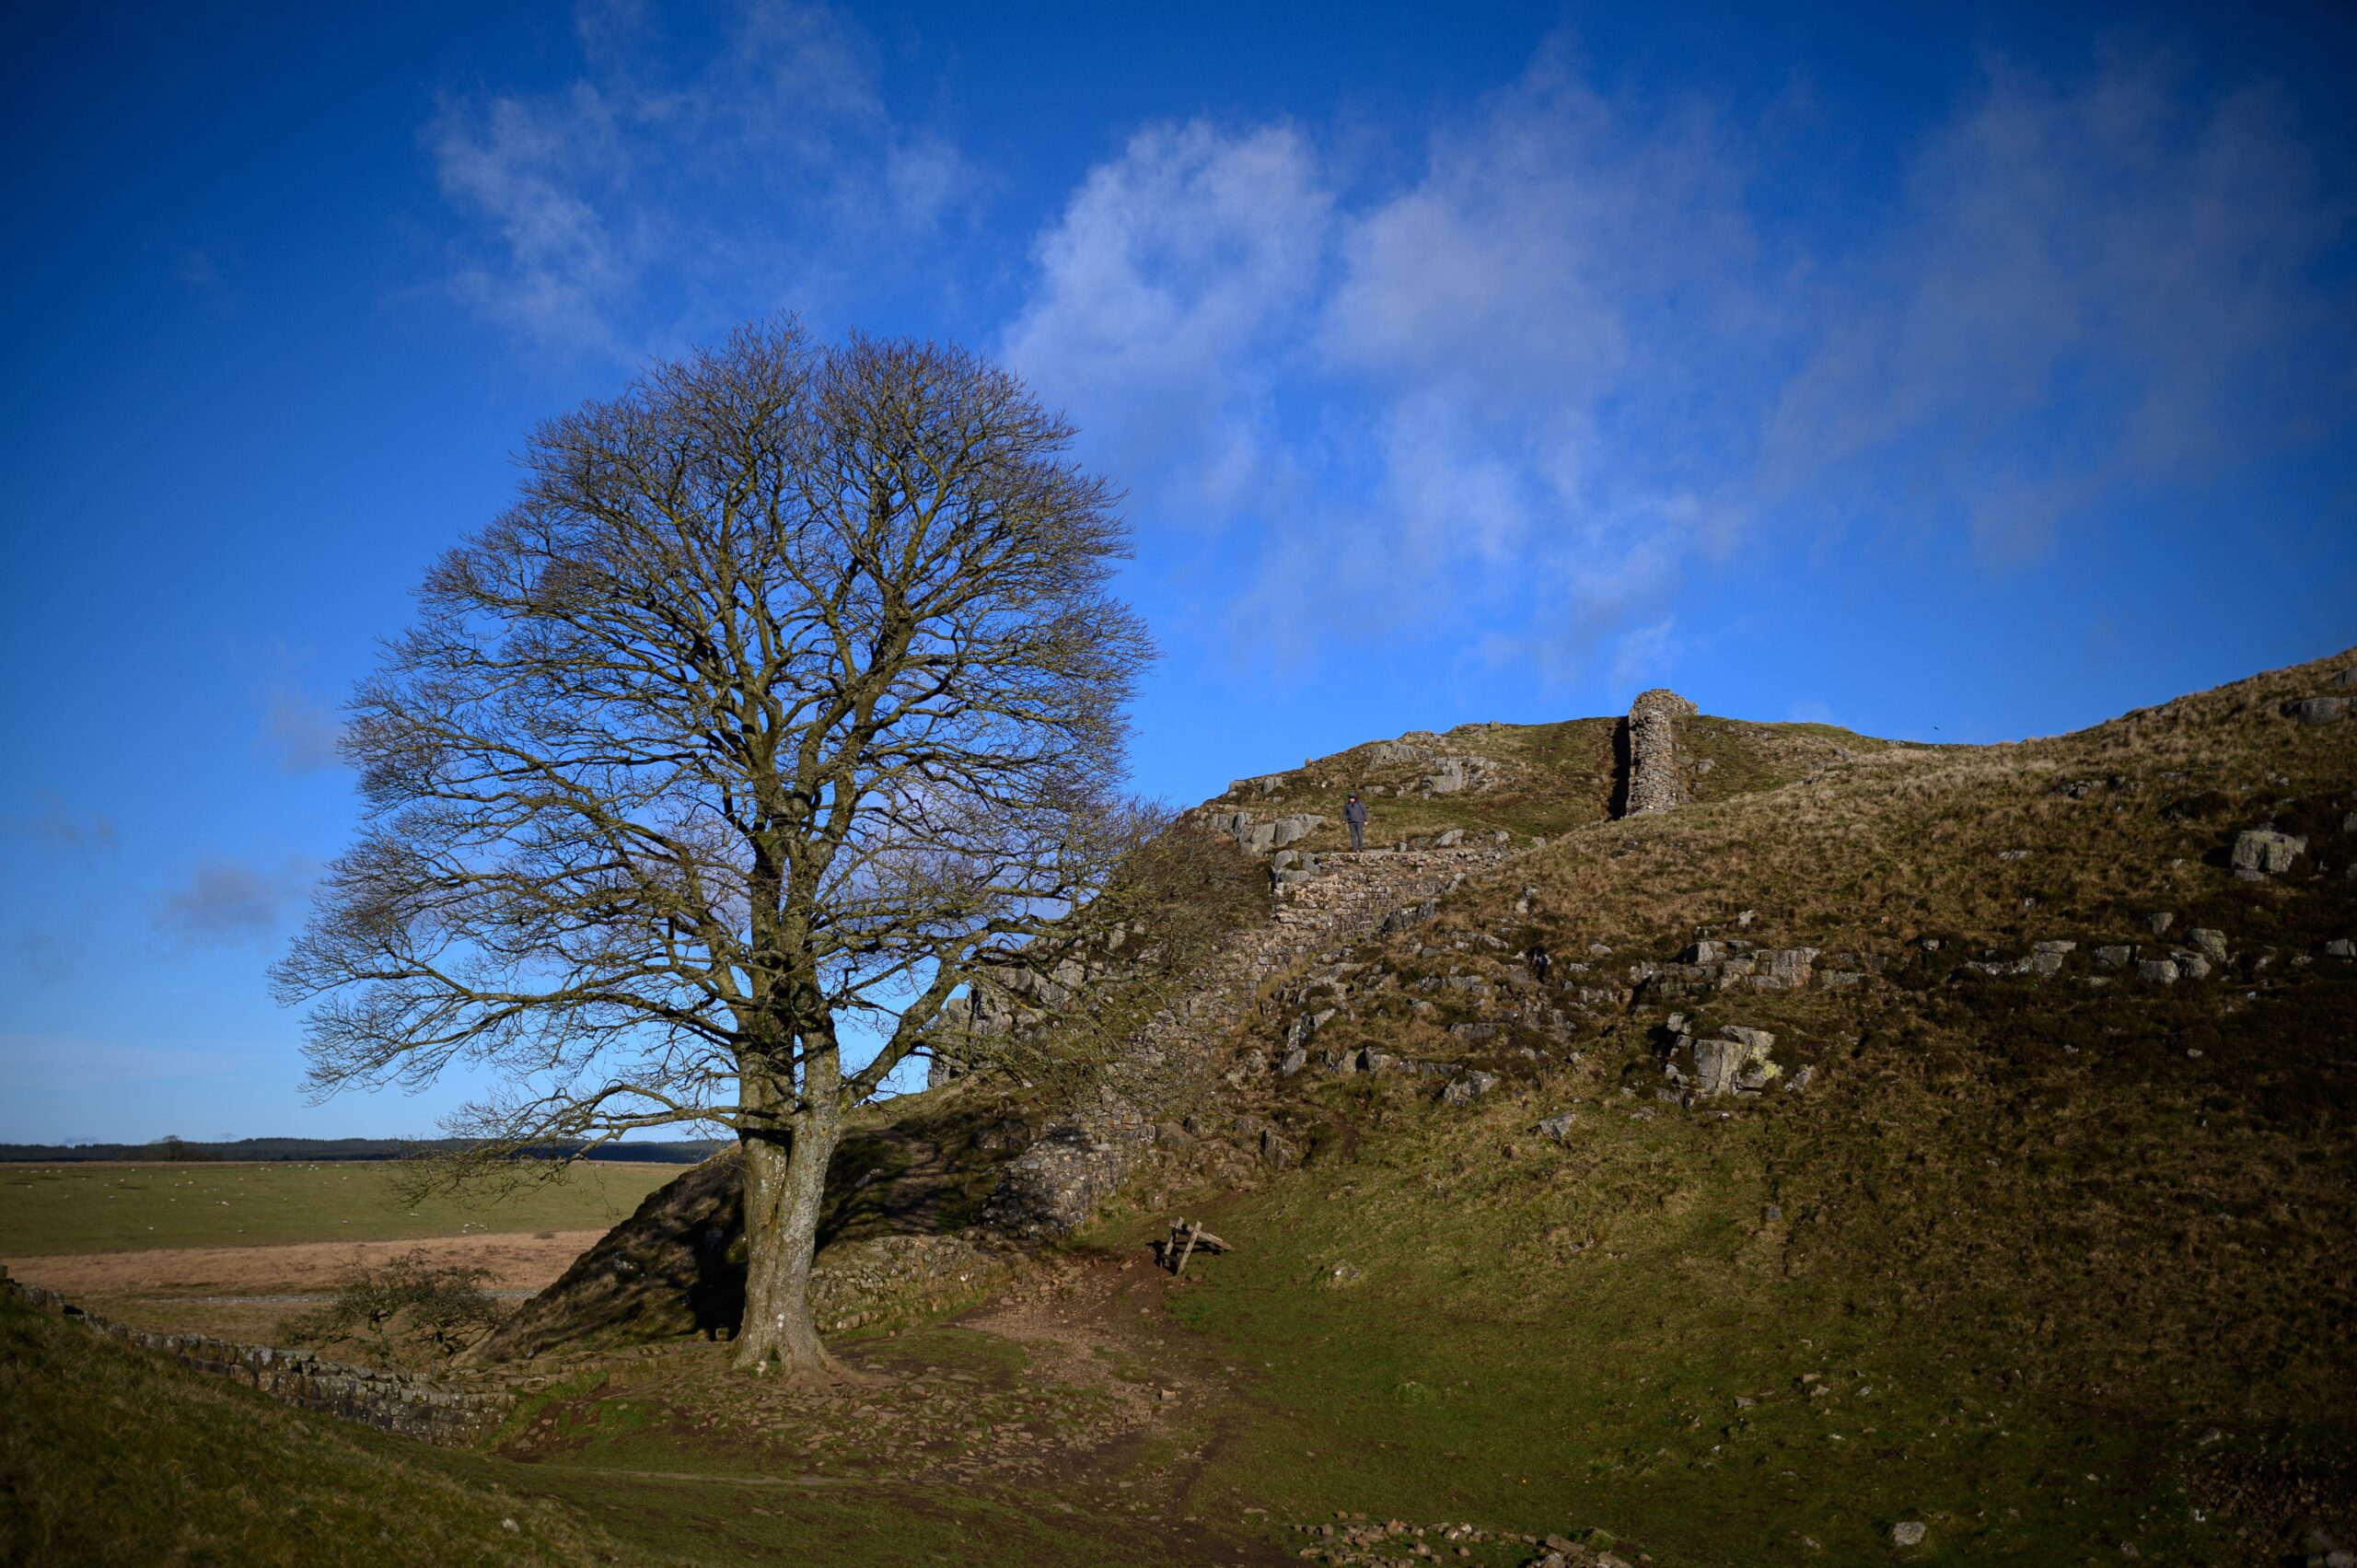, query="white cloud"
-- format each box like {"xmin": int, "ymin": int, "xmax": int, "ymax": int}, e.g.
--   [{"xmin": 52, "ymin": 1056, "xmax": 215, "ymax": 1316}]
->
[
  {"xmin": 1001, "ymin": 122, "xmax": 1332, "ymax": 522},
  {"xmin": 1004, "ymin": 43, "xmax": 2354, "ymax": 687},
  {"xmin": 1763, "ymin": 54, "xmax": 2352, "ymax": 560},
  {"xmin": 1003, "ymin": 61, "xmax": 1758, "ymax": 677},
  {"xmin": 428, "ymin": 0, "xmax": 977, "ymax": 354}
]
